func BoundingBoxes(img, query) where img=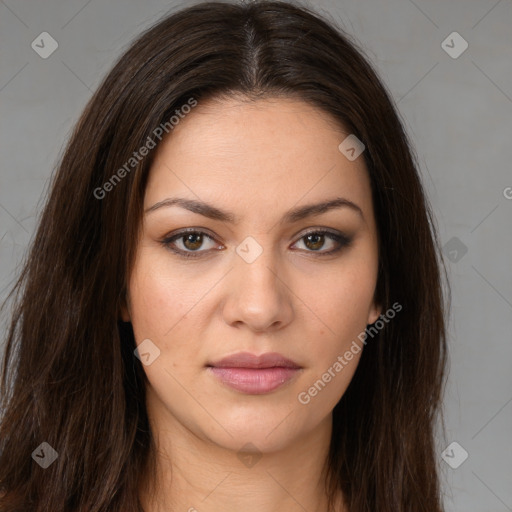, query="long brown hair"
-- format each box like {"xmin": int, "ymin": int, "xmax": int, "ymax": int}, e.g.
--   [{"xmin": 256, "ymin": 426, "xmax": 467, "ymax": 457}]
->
[{"xmin": 0, "ymin": 1, "xmax": 449, "ymax": 510}]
